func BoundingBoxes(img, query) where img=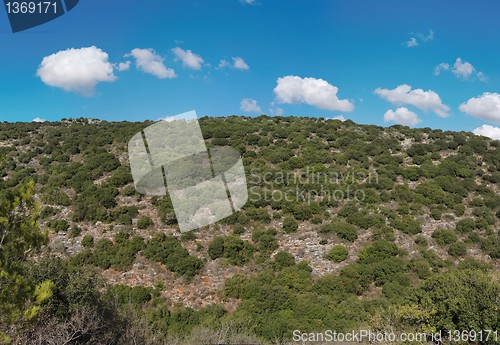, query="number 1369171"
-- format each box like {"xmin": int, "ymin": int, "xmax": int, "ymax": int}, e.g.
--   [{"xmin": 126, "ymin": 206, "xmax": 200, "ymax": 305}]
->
[{"xmin": 5, "ymin": 1, "xmax": 57, "ymax": 14}]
